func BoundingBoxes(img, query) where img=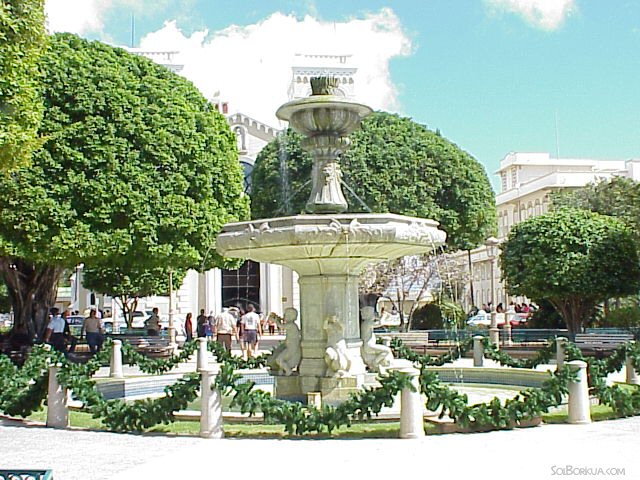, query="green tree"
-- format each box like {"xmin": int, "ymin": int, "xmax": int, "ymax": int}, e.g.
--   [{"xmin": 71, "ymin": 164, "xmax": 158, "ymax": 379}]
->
[
  {"xmin": 82, "ymin": 265, "xmax": 186, "ymax": 328},
  {"xmin": 0, "ymin": 34, "xmax": 249, "ymax": 338},
  {"xmin": 501, "ymin": 208, "xmax": 640, "ymax": 334},
  {"xmin": 551, "ymin": 177, "xmax": 640, "ymax": 236},
  {"xmin": 0, "ymin": 0, "xmax": 46, "ymax": 171},
  {"xmin": 251, "ymin": 112, "xmax": 495, "ymax": 251}
]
